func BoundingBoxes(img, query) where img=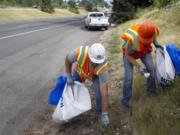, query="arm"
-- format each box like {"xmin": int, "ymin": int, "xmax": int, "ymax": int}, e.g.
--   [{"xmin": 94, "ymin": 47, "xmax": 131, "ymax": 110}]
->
[
  {"xmin": 100, "ymin": 83, "xmax": 110, "ymax": 128},
  {"xmin": 65, "ymin": 55, "xmax": 72, "ymax": 74},
  {"xmin": 124, "ymin": 42, "xmax": 149, "ymax": 77},
  {"xmin": 65, "ymin": 49, "xmax": 77, "ymax": 85},
  {"xmin": 65, "ymin": 49, "xmax": 77, "ymax": 74},
  {"xmin": 100, "ymin": 83, "xmax": 108, "ymax": 112},
  {"xmin": 125, "ymin": 51, "xmax": 139, "ymax": 68},
  {"xmin": 98, "ymin": 69, "xmax": 109, "ymax": 128}
]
